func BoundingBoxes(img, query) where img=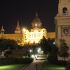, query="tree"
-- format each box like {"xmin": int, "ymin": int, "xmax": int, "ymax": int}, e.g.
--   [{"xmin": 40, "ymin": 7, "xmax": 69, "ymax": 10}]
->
[
  {"xmin": 48, "ymin": 45, "xmax": 58, "ymax": 64},
  {"xmin": 40, "ymin": 37, "xmax": 58, "ymax": 64},
  {"xmin": 58, "ymin": 39, "xmax": 69, "ymax": 61},
  {"xmin": 40, "ymin": 36, "xmax": 48, "ymax": 54},
  {"xmin": 6, "ymin": 39, "xmax": 17, "ymax": 49},
  {"xmin": 0, "ymin": 39, "xmax": 18, "ymax": 57},
  {"xmin": 0, "ymin": 39, "xmax": 17, "ymax": 51}
]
